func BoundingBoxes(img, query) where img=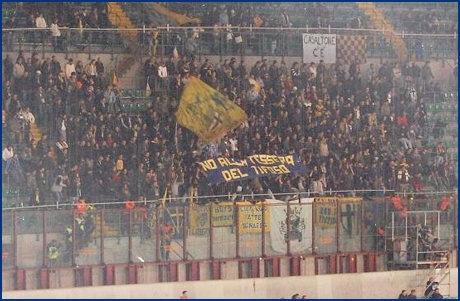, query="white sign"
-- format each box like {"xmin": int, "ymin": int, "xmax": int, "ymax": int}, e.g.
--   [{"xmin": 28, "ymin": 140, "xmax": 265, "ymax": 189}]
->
[{"xmin": 302, "ymin": 33, "xmax": 337, "ymax": 64}]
